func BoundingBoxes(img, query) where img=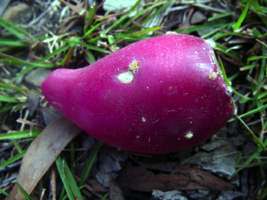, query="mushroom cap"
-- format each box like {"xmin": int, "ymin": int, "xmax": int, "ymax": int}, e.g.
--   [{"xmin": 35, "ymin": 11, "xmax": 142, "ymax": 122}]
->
[{"xmin": 42, "ymin": 34, "xmax": 233, "ymax": 154}]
